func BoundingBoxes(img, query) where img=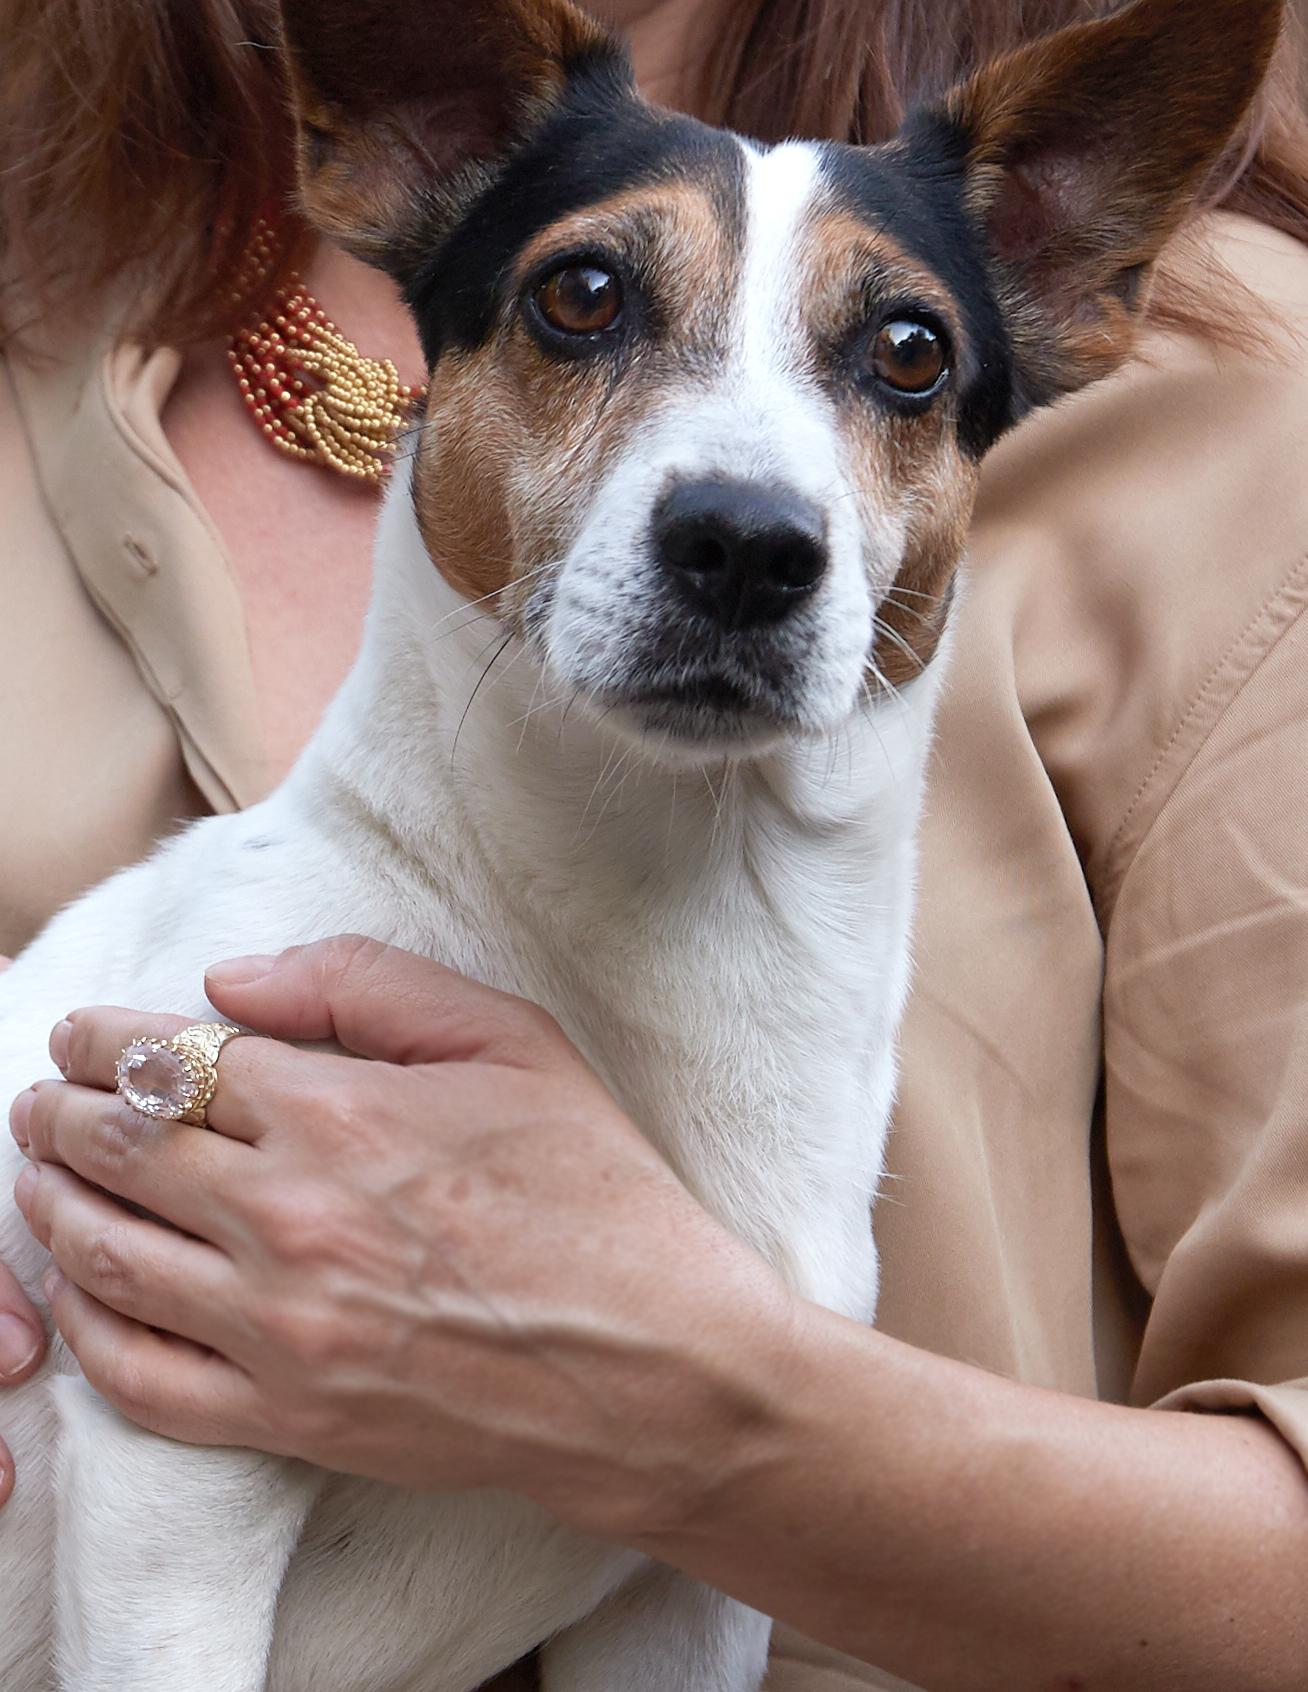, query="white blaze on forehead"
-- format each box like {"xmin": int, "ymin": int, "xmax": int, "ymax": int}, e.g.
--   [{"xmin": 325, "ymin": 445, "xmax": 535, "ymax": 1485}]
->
[
  {"xmin": 728, "ymin": 139, "xmax": 909, "ymax": 579},
  {"xmin": 646, "ymin": 137, "xmax": 839, "ymax": 504},
  {"xmin": 542, "ymin": 133, "xmax": 903, "ymax": 745},
  {"xmin": 733, "ymin": 139, "xmax": 825, "ymax": 384}
]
